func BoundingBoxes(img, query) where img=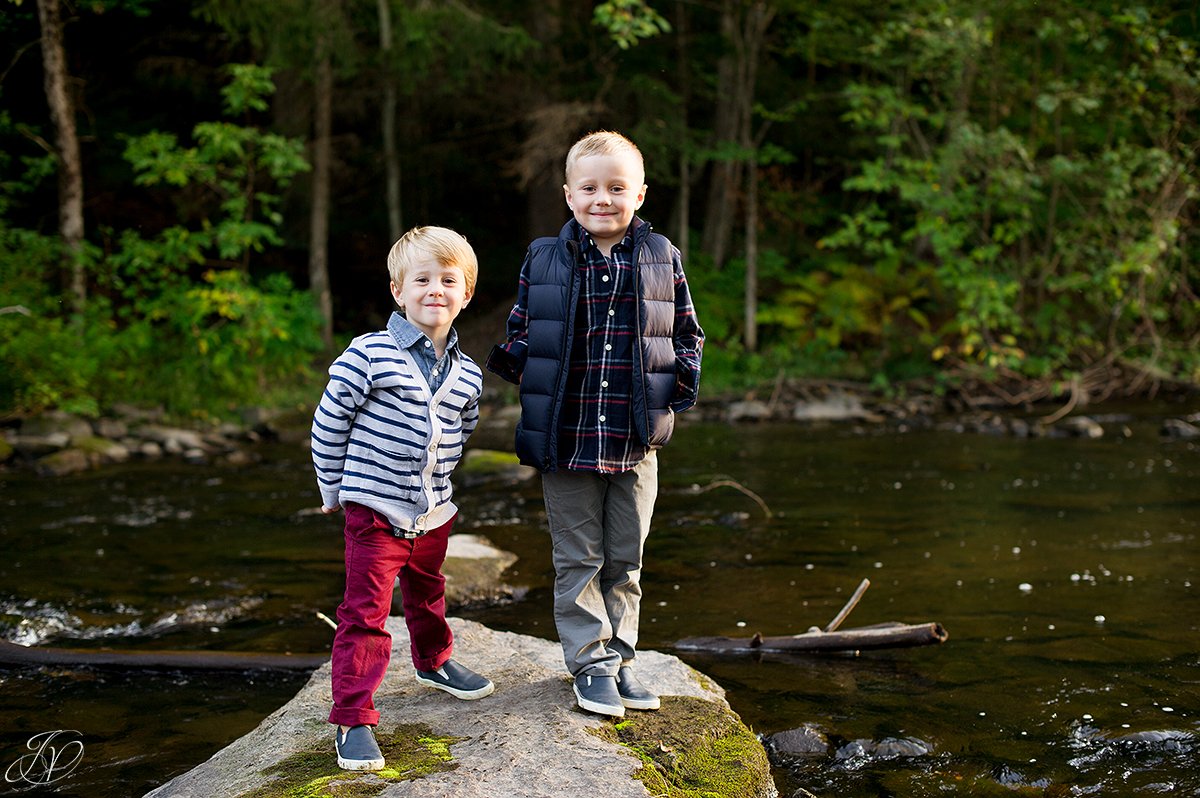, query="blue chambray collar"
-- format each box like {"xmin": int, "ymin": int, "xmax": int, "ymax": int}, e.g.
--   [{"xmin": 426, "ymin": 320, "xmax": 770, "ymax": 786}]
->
[{"xmin": 386, "ymin": 311, "xmax": 459, "ymax": 353}]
